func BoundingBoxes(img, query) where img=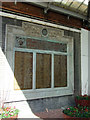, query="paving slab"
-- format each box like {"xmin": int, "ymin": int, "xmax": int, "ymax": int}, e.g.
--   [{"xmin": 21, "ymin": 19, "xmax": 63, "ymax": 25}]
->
[{"xmin": 35, "ymin": 109, "xmax": 63, "ymax": 118}]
